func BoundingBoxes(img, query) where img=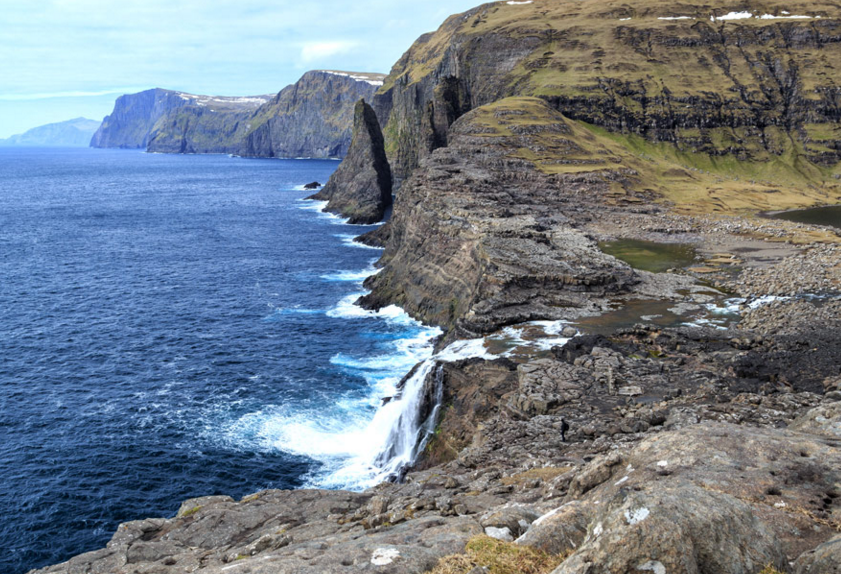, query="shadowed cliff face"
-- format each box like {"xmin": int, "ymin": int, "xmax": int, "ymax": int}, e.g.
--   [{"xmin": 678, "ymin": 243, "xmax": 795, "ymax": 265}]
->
[
  {"xmin": 360, "ymin": 98, "xmax": 648, "ymax": 335},
  {"xmin": 91, "ymin": 72, "xmax": 385, "ymax": 157},
  {"xmin": 309, "ymin": 100, "xmax": 393, "ymax": 224},
  {"xmin": 90, "ymin": 89, "xmax": 196, "ymax": 149},
  {"xmin": 371, "ymin": 0, "xmax": 841, "ymax": 189},
  {"xmin": 240, "ymin": 71, "xmax": 385, "ymax": 159}
]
